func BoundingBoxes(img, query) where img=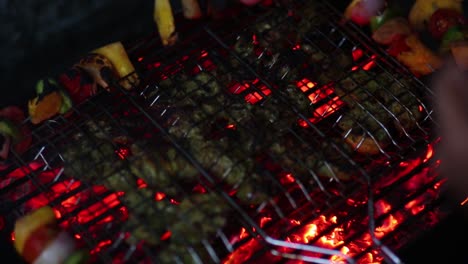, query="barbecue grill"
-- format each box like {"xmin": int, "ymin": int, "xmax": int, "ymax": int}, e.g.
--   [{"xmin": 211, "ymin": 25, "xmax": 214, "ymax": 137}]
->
[{"xmin": 0, "ymin": 1, "xmax": 462, "ymax": 263}]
